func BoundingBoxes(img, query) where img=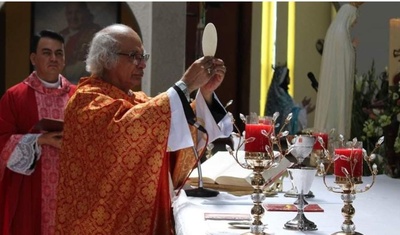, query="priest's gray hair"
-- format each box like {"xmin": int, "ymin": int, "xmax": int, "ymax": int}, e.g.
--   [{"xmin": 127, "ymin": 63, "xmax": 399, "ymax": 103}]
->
[{"xmin": 85, "ymin": 30, "xmax": 120, "ymax": 76}]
